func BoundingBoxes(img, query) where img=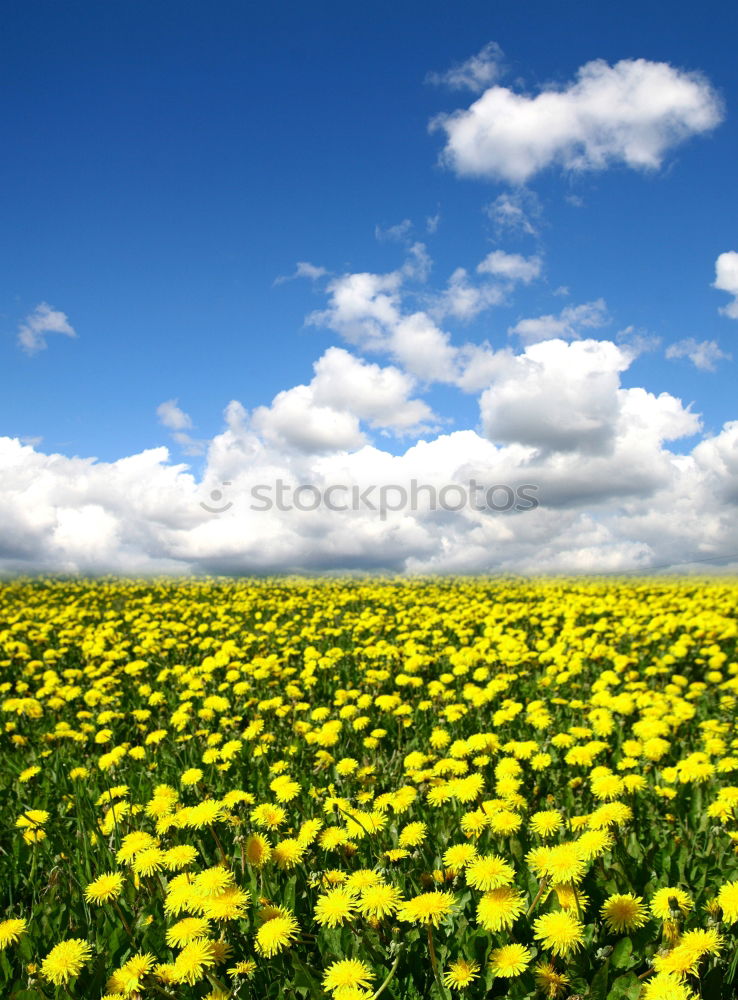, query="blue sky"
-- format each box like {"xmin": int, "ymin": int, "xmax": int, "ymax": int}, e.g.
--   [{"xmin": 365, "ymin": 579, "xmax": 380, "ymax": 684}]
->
[{"xmin": 1, "ymin": 0, "xmax": 737, "ymax": 574}]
